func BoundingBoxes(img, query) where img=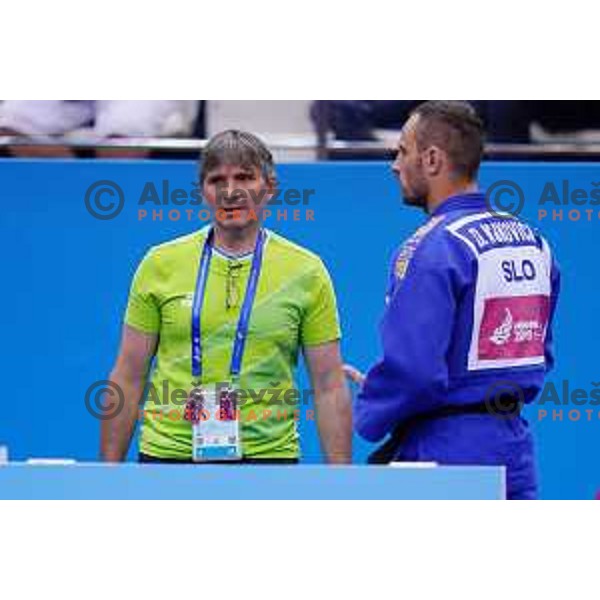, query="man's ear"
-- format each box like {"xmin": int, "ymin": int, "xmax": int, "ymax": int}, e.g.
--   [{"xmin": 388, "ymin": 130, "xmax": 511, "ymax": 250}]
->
[
  {"xmin": 423, "ymin": 146, "xmax": 444, "ymax": 177},
  {"xmin": 263, "ymin": 175, "xmax": 277, "ymax": 201}
]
